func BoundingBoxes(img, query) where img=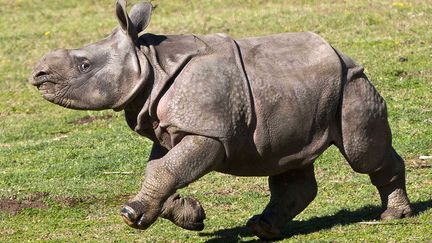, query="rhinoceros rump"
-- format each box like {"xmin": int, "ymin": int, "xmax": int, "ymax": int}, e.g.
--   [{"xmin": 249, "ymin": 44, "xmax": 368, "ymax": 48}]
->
[{"xmin": 31, "ymin": 0, "xmax": 412, "ymax": 240}]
